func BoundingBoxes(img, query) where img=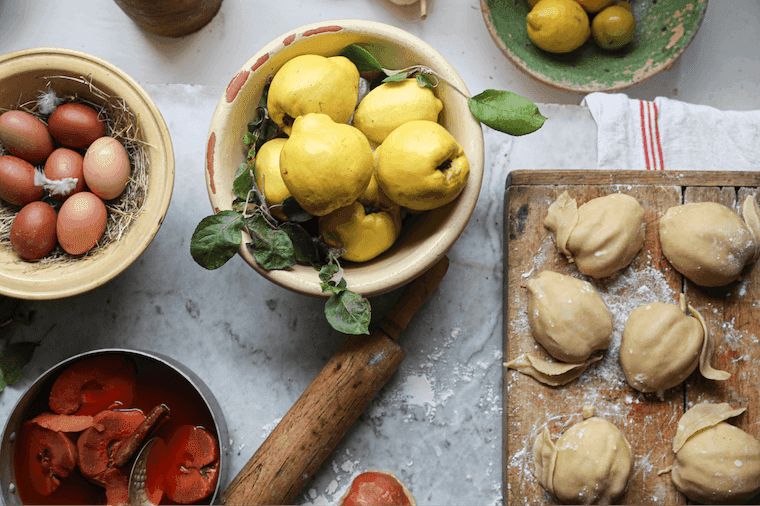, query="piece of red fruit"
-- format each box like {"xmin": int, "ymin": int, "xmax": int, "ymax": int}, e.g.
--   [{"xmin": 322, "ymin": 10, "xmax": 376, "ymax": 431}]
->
[
  {"xmin": 341, "ymin": 471, "xmax": 414, "ymax": 506},
  {"xmin": 31, "ymin": 413, "xmax": 97, "ymax": 433},
  {"xmin": 103, "ymin": 467, "xmax": 130, "ymax": 506},
  {"xmin": 163, "ymin": 425, "xmax": 220, "ymax": 504},
  {"xmin": 77, "ymin": 409, "xmax": 146, "ymax": 484},
  {"xmin": 48, "ymin": 355, "xmax": 137, "ymax": 416},
  {"xmin": 18, "ymin": 421, "xmax": 78, "ymax": 496}
]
